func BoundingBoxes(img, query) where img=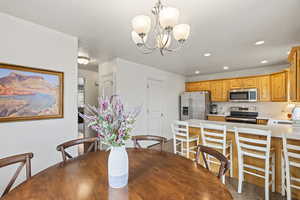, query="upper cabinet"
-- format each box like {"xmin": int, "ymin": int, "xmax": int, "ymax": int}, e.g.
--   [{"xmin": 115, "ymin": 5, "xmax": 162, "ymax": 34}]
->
[
  {"xmin": 242, "ymin": 77, "xmax": 257, "ymax": 88},
  {"xmin": 197, "ymin": 81, "xmax": 210, "ymax": 91},
  {"xmin": 185, "ymin": 70, "xmax": 289, "ymax": 102},
  {"xmin": 288, "ymin": 47, "xmax": 300, "ymax": 102},
  {"xmin": 210, "ymin": 80, "xmax": 228, "ymax": 102},
  {"xmin": 229, "ymin": 77, "xmax": 257, "ymax": 89},
  {"xmin": 186, "ymin": 82, "xmax": 199, "ymax": 92},
  {"xmin": 229, "ymin": 79, "xmax": 243, "ymax": 89},
  {"xmin": 257, "ymin": 75, "xmax": 271, "ymax": 102},
  {"xmin": 271, "ymin": 71, "xmax": 288, "ymax": 102},
  {"xmin": 186, "ymin": 81, "xmax": 210, "ymax": 92}
]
